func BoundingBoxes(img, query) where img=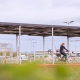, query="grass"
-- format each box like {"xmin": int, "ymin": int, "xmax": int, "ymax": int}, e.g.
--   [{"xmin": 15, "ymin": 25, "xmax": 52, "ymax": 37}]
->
[{"xmin": 0, "ymin": 62, "xmax": 80, "ymax": 80}]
